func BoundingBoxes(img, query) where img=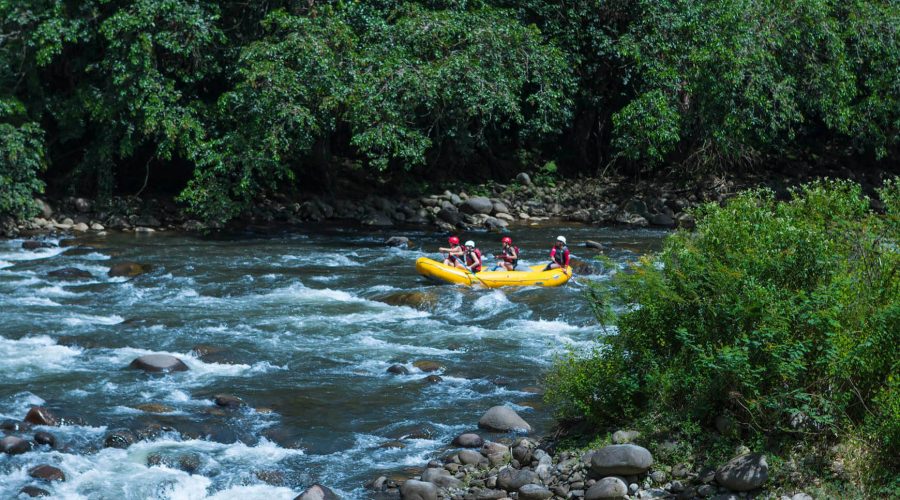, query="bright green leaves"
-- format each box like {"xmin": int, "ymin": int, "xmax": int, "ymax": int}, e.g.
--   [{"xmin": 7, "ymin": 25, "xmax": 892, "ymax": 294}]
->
[
  {"xmin": 0, "ymin": 120, "xmax": 46, "ymax": 218},
  {"xmin": 612, "ymin": 89, "xmax": 681, "ymax": 164}
]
